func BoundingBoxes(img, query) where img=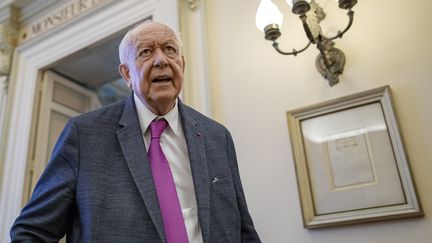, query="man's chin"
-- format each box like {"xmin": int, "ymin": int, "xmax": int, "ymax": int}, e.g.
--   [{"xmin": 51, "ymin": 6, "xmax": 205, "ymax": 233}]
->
[{"xmin": 145, "ymin": 94, "xmax": 178, "ymax": 114}]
